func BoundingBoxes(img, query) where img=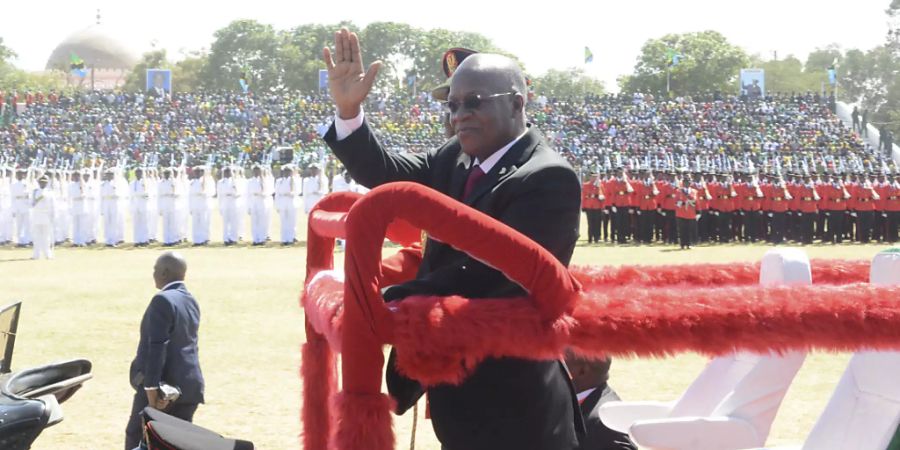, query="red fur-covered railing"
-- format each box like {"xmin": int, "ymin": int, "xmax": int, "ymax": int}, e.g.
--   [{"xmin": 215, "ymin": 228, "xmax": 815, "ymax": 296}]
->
[
  {"xmin": 571, "ymin": 259, "xmax": 869, "ymax": 289},
  {"xmin": 300, "ymin": 182, "xmax": 899, "ymax": 450}
]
